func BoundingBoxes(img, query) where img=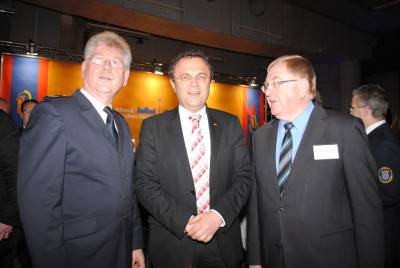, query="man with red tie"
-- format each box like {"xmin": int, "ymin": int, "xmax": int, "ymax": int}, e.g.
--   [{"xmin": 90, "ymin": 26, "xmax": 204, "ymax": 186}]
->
[{"xmin": 135, "ymin": 49, "xmax": 252, "ymax": 268}]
